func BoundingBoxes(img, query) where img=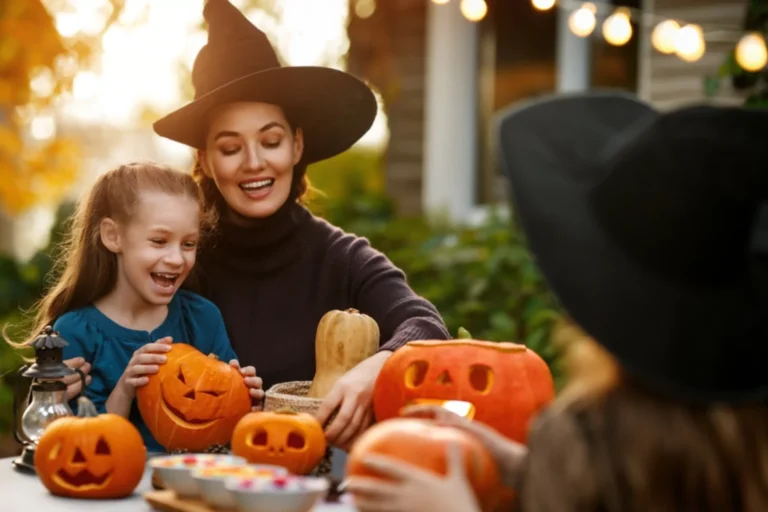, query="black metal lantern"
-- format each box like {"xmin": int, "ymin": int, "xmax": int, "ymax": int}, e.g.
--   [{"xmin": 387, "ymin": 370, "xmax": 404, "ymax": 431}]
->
[{"xmin": 12, "ymin": 326, "xmax": 86, "ymax": 473}]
